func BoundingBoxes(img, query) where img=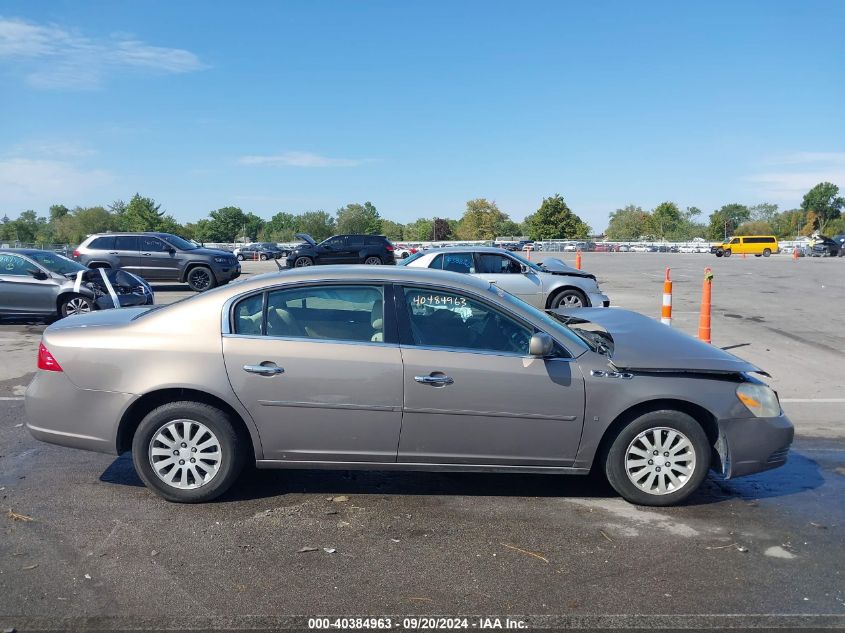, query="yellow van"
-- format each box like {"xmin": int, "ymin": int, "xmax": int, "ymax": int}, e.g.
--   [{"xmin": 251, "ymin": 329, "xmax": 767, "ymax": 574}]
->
[{"xmin": 715, "ymin": 235, "xmax": 779, "ymax": 258}]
